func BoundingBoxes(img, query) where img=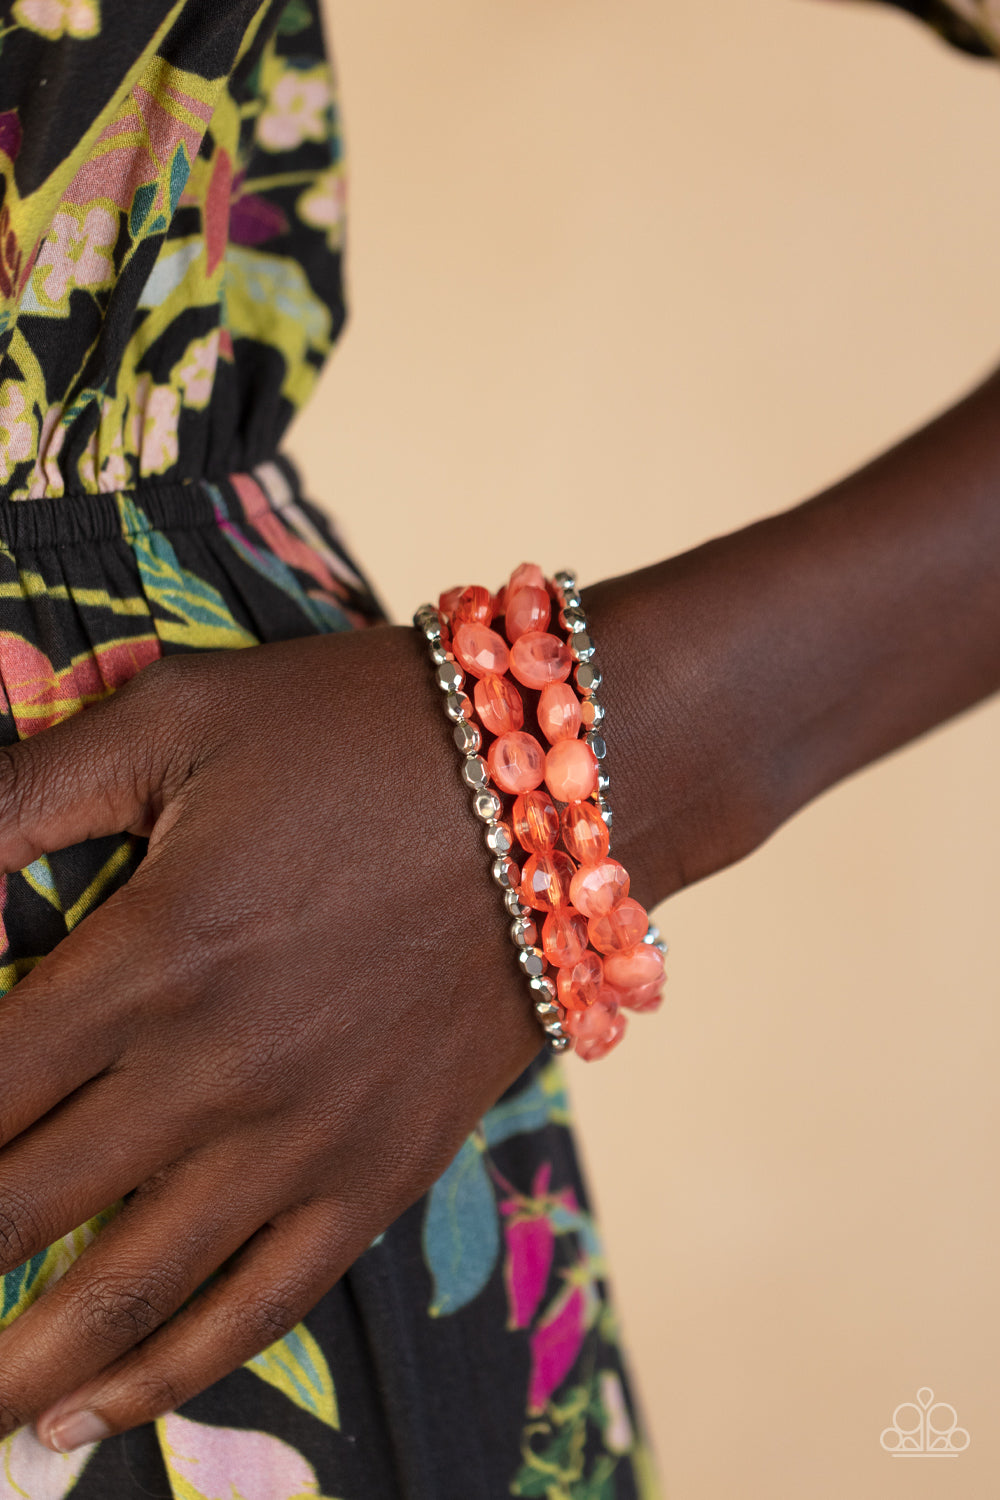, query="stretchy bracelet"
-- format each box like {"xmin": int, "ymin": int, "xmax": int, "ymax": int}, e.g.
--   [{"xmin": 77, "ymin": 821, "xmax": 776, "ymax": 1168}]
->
[{"xmin": 413, "ymin": 564, "xmax": 667, "ymax": 1061}]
